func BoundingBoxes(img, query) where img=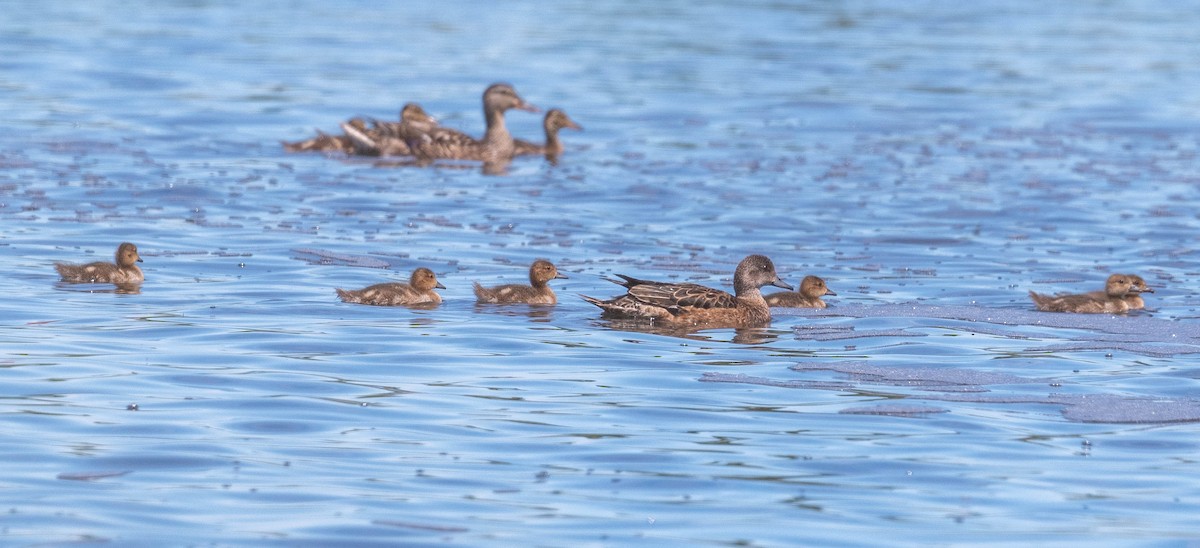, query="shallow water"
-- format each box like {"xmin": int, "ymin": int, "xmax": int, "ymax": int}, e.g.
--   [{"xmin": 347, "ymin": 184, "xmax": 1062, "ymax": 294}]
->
[{"xmin": 3, "ymin": 1, "xmax": 1200, "ymax": 545}]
